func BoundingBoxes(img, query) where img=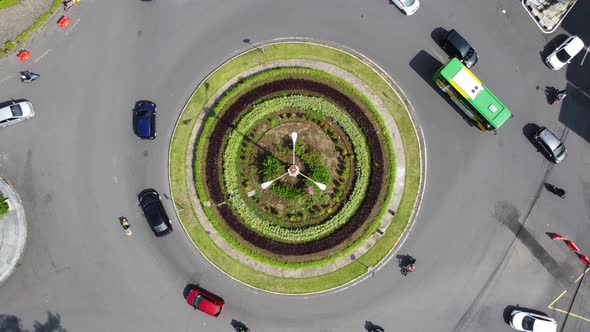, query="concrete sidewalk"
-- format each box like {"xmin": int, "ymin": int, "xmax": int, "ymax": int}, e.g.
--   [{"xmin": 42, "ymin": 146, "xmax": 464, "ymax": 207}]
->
[
  {"xmin": 522, "ymin": 0, "xmax": 577, "ymax": 33},
  {"xmin": 0, "ymin": 0, "xmax": 53, "ymax": 46},
  {"xmin": 0, "ymin": 177, "xmax": 27, "ymax": 285}
]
